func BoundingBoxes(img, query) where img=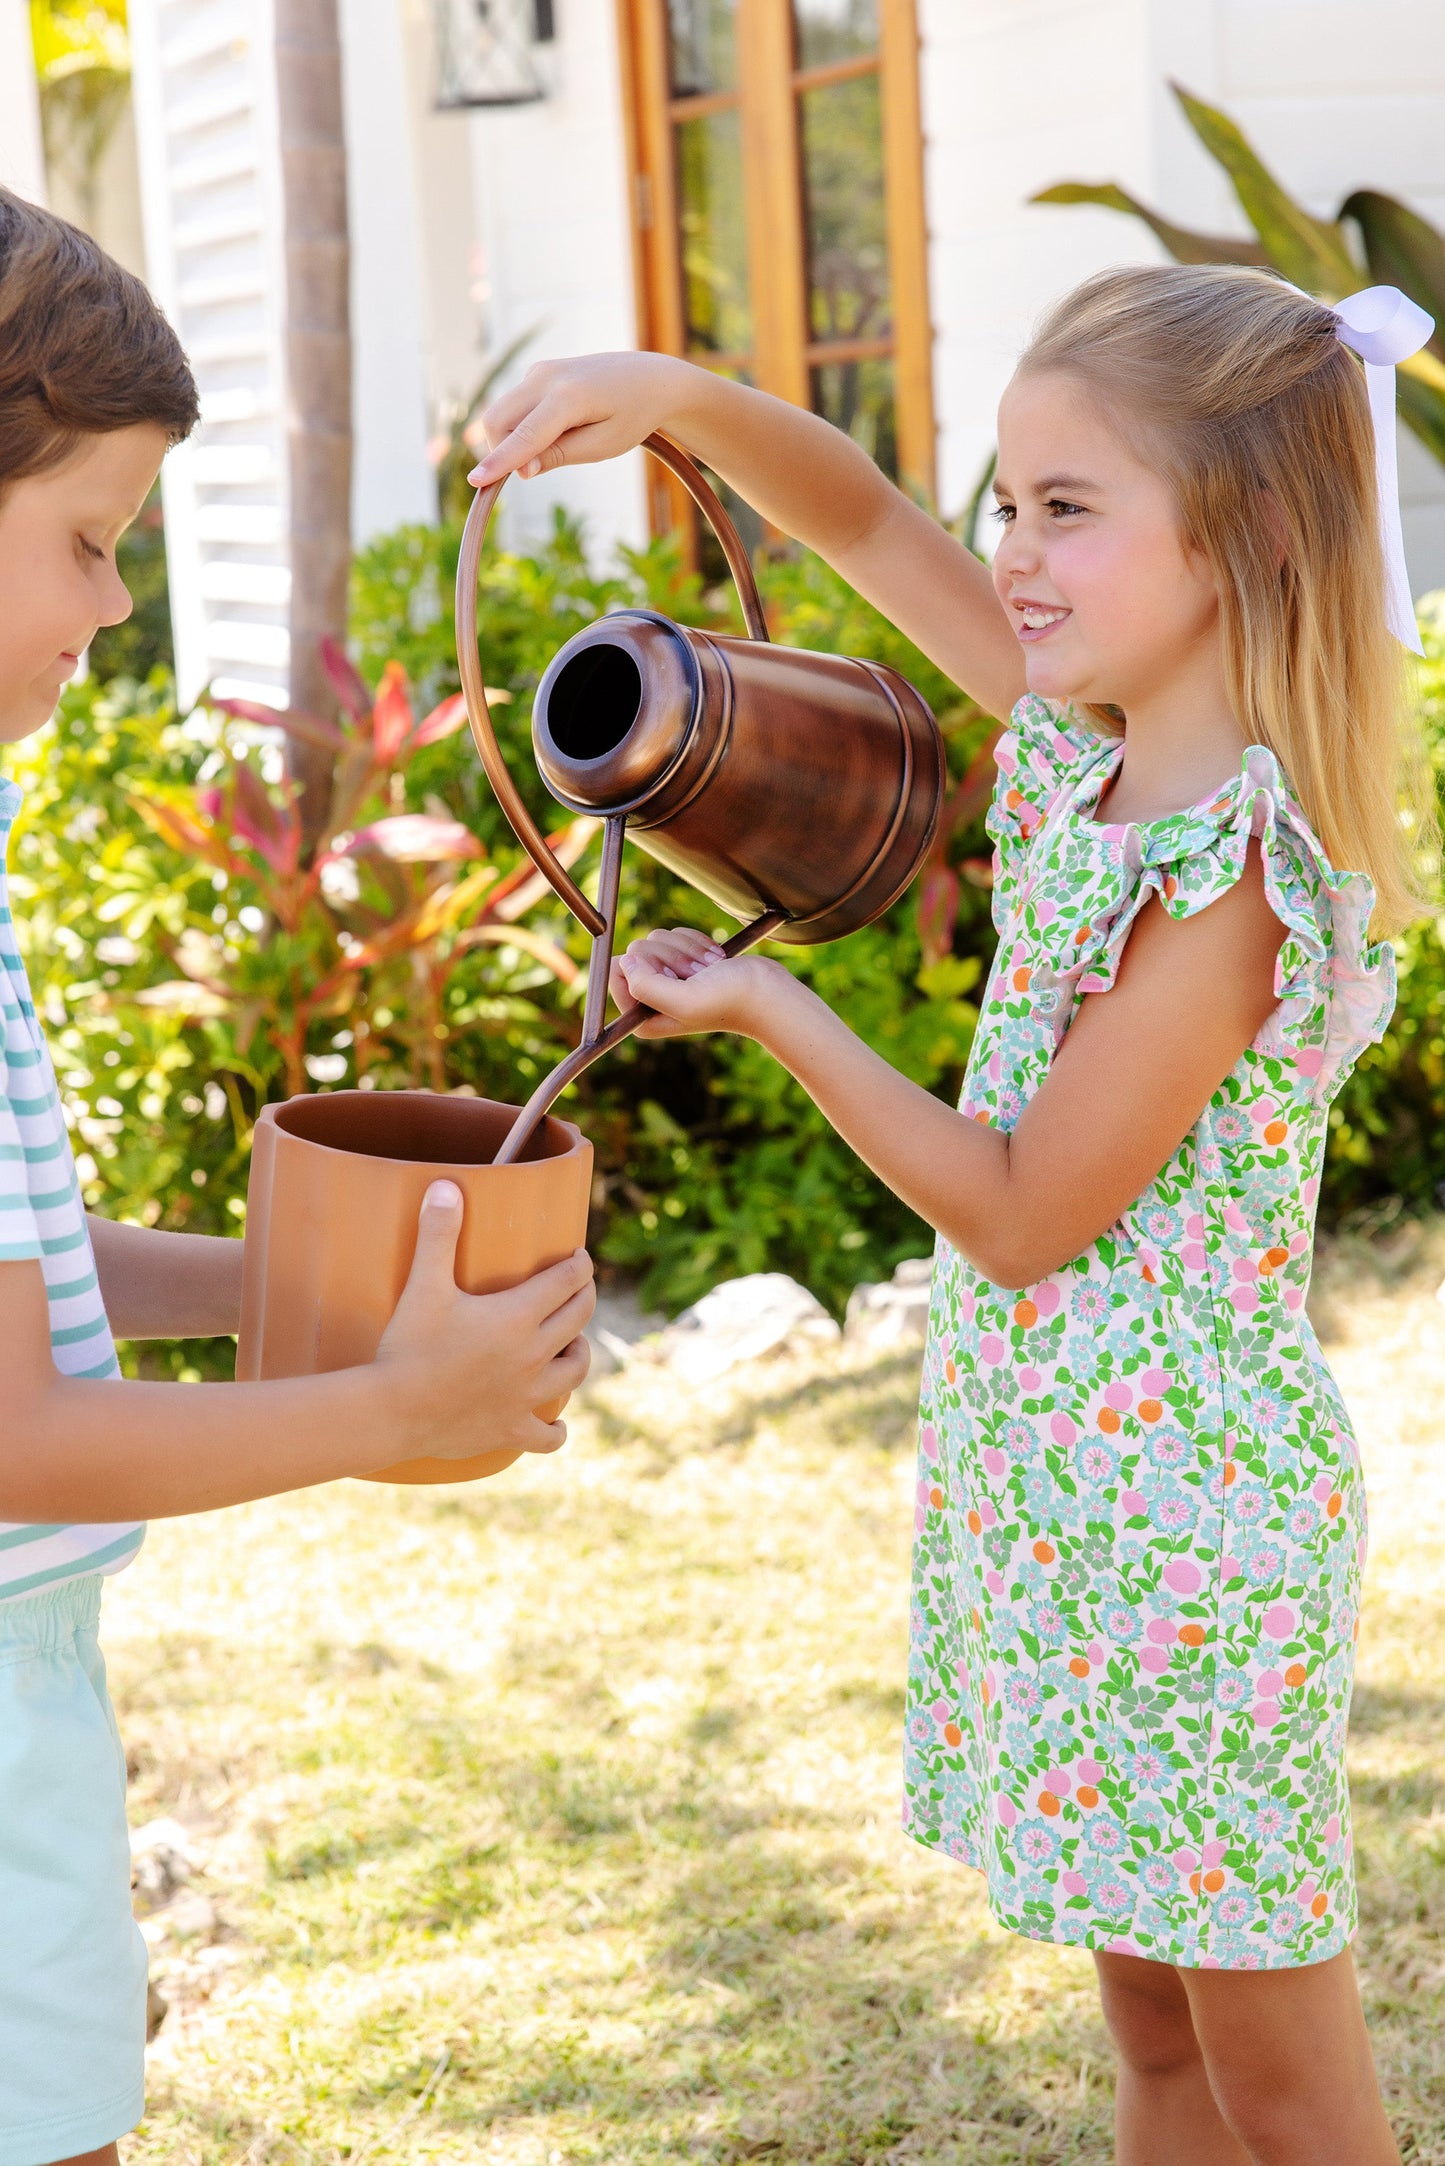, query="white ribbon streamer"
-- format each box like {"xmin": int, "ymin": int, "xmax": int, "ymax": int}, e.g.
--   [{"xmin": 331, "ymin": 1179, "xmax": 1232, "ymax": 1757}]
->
[{"xmin": 1328, "ymin": 285, "xmax": 1434, "ymax": 655}]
